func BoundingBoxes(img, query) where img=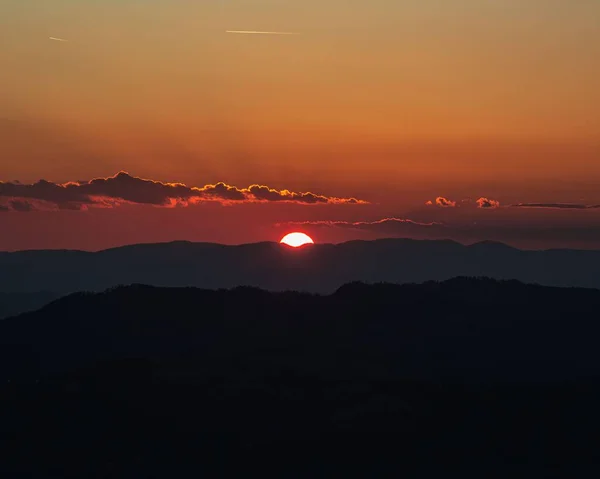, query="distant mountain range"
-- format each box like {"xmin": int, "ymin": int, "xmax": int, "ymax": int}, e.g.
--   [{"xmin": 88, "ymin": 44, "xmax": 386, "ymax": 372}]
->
[{"xmin": 2, "ymin": 239, "xmax": 600, "ymax": 300}]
